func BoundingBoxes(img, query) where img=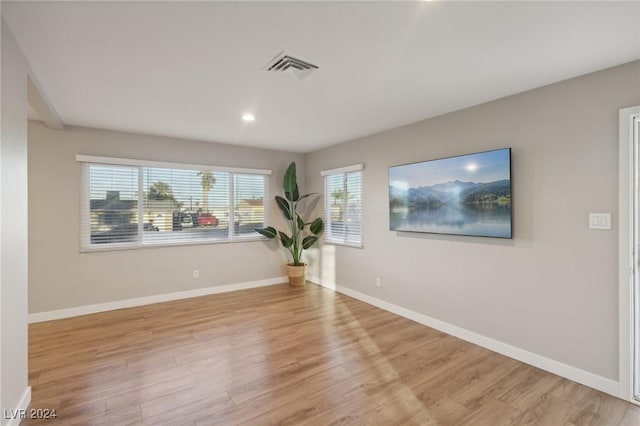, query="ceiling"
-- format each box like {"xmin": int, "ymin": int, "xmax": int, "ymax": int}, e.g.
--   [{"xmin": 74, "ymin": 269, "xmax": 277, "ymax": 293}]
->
[{"xmin": 4, "ymin": 1, "xmax": 639, "ymax": 153}]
